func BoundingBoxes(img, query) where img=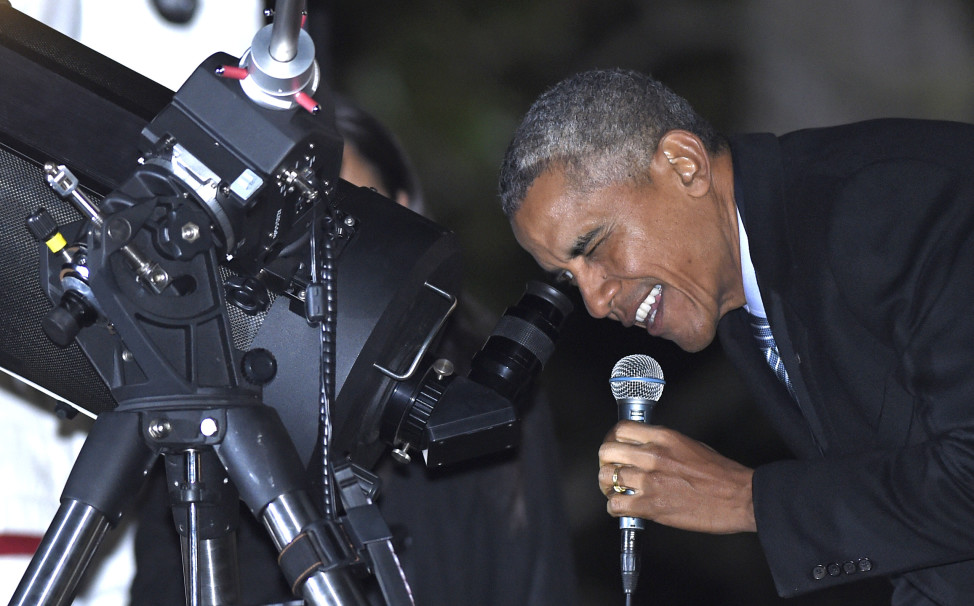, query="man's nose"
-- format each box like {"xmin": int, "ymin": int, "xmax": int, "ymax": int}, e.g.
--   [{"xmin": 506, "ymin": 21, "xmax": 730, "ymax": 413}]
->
[{"xmin": 577, "ymin": 269, "xmax": 617, "ymax": 319}]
